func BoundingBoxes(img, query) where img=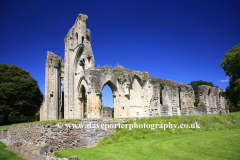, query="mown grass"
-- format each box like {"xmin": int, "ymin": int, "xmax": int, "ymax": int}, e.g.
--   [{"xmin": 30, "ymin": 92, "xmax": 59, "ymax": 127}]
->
[
  {"xmin": 1, "ymin": 113, "xmax": 240, "ymax": 159},
  {"xmin": 97, "ymin": 112, "xmax": 240, "ymax": 146},
  {"xmin": 55, "ymin": 129, "xmax": 240, "ymax": 160},
  {"xmin": 0, "ymin": 141, "xmax": 25, "ymax": 160},
  {"xmin": 54, "ymin": 113, "xmax": 240, "ymax": 159}
]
